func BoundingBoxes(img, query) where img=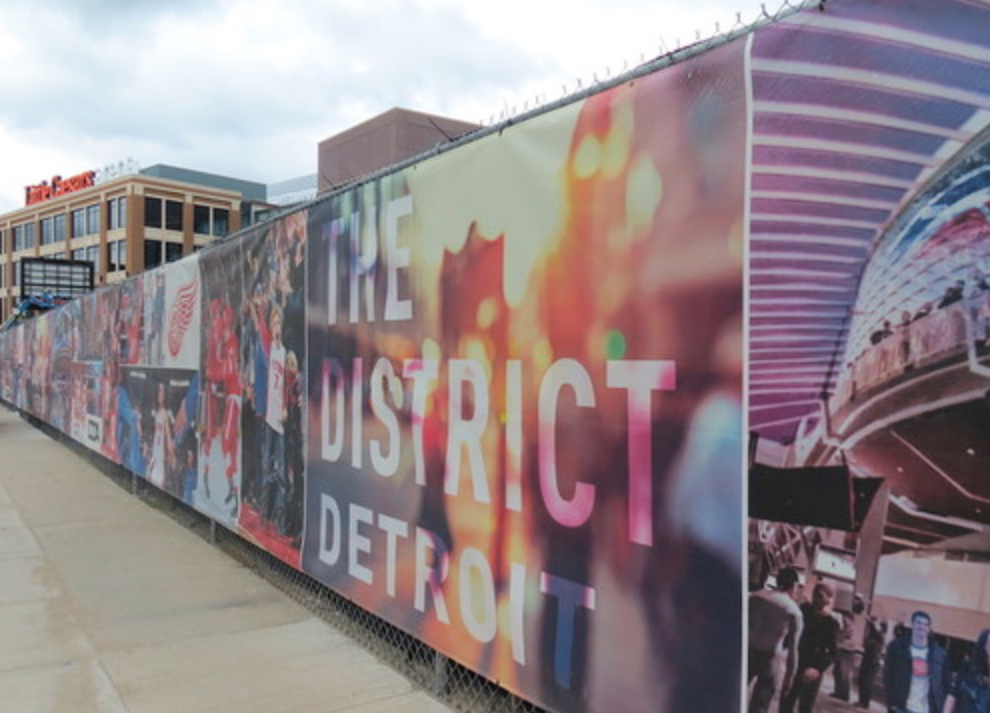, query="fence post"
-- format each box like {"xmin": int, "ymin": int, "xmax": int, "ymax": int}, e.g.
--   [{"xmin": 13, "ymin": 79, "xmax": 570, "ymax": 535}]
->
[{"xmin": 433, "ymin": 651, "xmax": 448, "ymax": 696}]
